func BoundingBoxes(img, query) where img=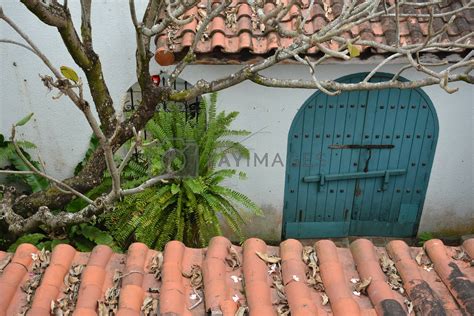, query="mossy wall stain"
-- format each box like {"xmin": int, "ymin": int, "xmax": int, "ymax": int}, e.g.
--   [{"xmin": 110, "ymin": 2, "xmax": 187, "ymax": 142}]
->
[
  {"xmin": 220, "ymin": 204, "xmax": 282, "ymax": 243},
  {"xmin": 419, "ymin": 208, "xmax": 474, "ymax": 237}
]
